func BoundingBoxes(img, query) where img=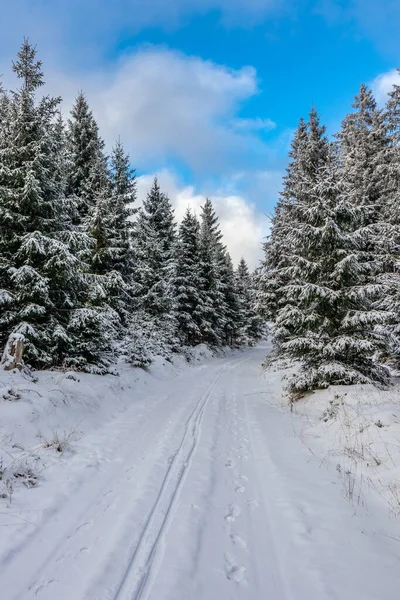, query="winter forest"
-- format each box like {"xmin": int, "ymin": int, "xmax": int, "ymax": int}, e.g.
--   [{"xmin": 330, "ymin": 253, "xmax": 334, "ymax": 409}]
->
[
  {"xmin": 0, "ymin": 41, "xmax": 263, "ymax": 375},
  {"xmin": 3, "ymin": 35, "xmax": 400, "ymax": 600},
  {"xmin": 2, "ymin": 40, "xmax": 400, "ymax": 399},
  {"xmin": 259, "ymin": 77, "xmax": 400, "ymax": 394}
]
